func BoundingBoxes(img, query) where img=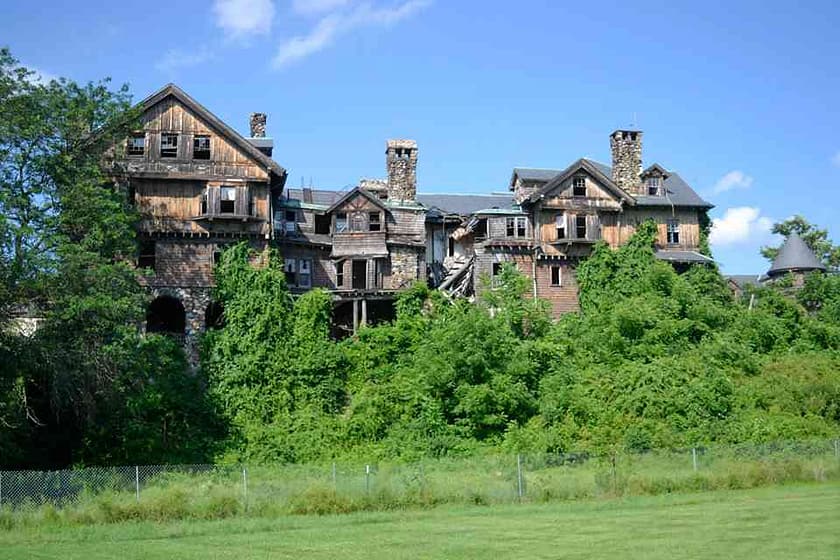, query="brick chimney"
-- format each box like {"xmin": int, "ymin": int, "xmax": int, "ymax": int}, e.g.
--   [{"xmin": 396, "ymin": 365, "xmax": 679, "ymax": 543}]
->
[
  {"xmin": 610, "ymin": 130, "xmax": 642, "ymax": 193},
  {"xmin": 386, "ymin": 139, "xmax": 418, "ymax": 202}
]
